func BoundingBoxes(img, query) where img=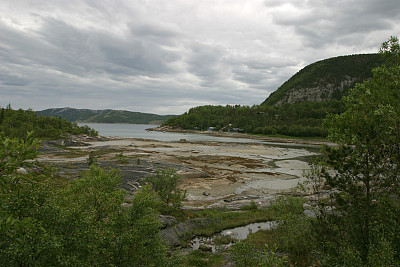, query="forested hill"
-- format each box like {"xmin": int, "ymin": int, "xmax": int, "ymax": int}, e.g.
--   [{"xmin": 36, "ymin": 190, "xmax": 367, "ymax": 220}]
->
[
  {"xmin": 162, "ymin": 54, "xmax": 386, "ymax": 138},
  {"xmin": 0, "ymin": 106, "xmax": 98, "ymax": 139},
  {"xmin": 38, "ymin": 108, "xmax": 176, "ymax": 124},
  {"xmin": 262, "ymin": 54, "xmax": 383, "ymax": 106}
]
